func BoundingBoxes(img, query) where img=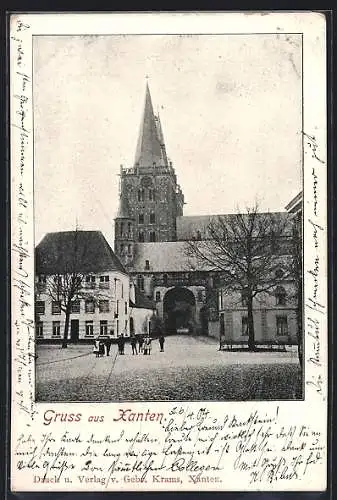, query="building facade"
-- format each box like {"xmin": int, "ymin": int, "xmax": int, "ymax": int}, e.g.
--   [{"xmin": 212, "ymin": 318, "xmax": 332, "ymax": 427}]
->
[
  {"xmin": 113, "ymin": 84, "xmax": 301, "ymax": 343},
  {"xmin": 35, "ymin": 230, "xmax": 155, "ymax": 341}
]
